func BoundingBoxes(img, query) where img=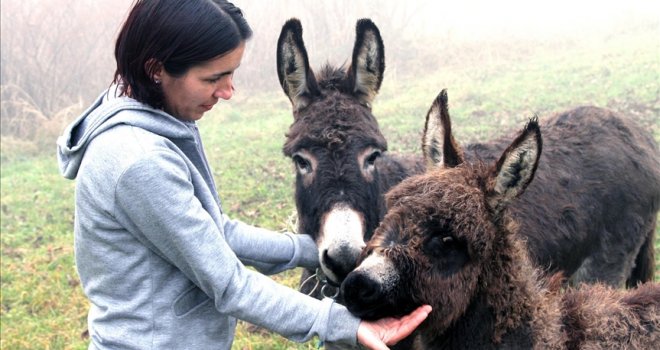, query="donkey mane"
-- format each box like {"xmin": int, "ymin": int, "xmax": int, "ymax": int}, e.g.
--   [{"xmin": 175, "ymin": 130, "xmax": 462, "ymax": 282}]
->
[
  {"xmin": 316, "ymin": 65, "xmax": 351, "ymax": 91},
  {"xmin": 282, "ymin": 91, "xmax": 387, "ymax": 156},
  {"xmin": 282, "ymin": 64, "xmax": 387, "ymax": 157}
]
